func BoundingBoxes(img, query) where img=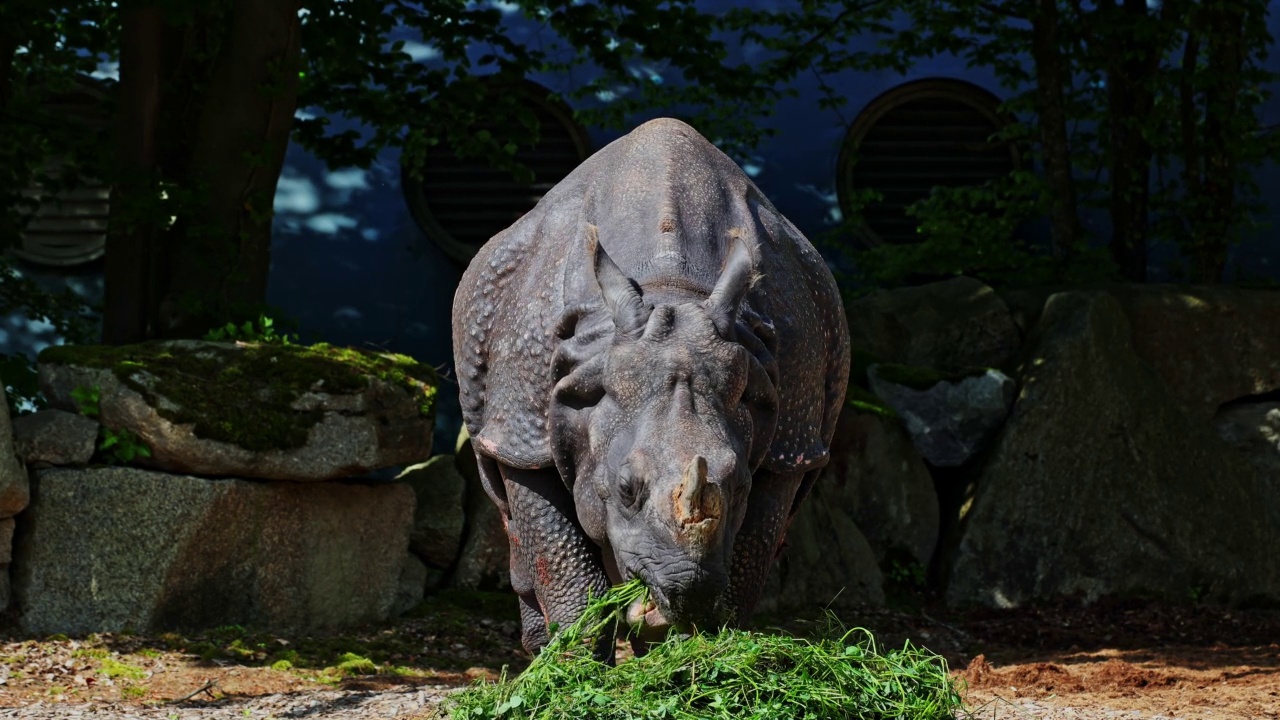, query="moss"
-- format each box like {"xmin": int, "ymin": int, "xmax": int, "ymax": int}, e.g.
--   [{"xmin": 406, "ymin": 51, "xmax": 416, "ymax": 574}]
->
[
  {"xmin": 38, "ymin": 341, "xmax": 438, "ymax": 453},
  {"xmin": 268, "ymin": 649, "xmax": 299, "ymax": 667},
  {"xmin": 100, "ymin": 658, "xmax": 147, "ymax": 680},
  {"xmin": 209, "ymin": 624, "xmax": 248, "ymax": 641},
  {"xmin": 334, "ymin": 652, "xmax": 377, "ymax": 675},
  {"xmin": 846, "ymin": 384, "xmax": 898, "ymax": 420},
  {"xmin": 188, "ymin": 641, "xmax": 220, "ymax": 661},
  {"xmin": 157, "ymin": 632, "xmax": 185, "ymax": 650},
  {"xmin": 225, "ymin": 638, "xmax": 266, "ymax": 660},
  {"xmin": 871, "ymin": 362, "xmax": 990, "ymax": 391}
]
